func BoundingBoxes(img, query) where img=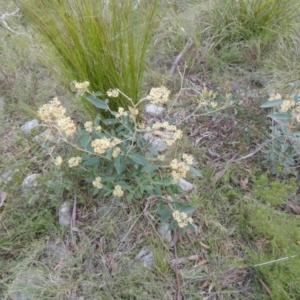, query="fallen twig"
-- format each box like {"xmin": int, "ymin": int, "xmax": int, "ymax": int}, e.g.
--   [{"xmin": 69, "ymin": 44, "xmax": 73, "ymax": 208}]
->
[
  {"xmin": 169, "ymin": 38, "xmax": 194, "ymax": 76},
  {"xmin": 0, "ymin": 9, "xmax": 23, "ymax": 35}
]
